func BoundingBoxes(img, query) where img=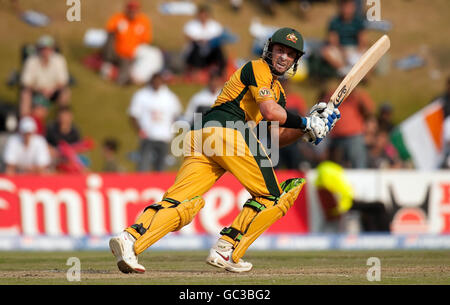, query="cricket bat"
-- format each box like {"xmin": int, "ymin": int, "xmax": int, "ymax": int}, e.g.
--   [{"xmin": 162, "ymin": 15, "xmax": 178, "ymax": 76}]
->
[
  {"xmin": 329, "ymin": 34, "xmax": 390, "ymax": 109},
  {"xmin": 305, "ymin": 35, "xmax": 391, "ymax": 143}
]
